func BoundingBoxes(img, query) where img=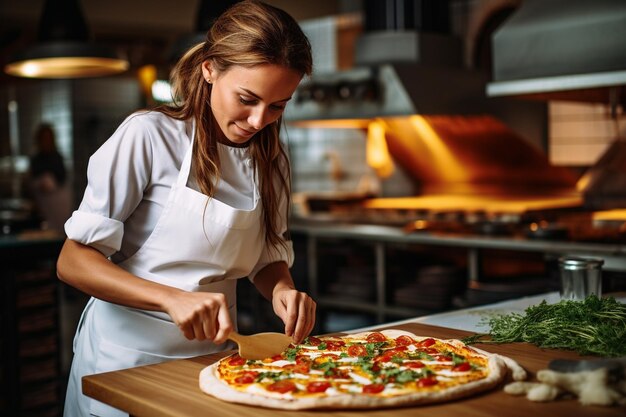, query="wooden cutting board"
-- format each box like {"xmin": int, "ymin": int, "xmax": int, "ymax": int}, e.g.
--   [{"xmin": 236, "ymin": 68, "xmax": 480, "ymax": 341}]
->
[{"xmin": 82, "ymin": 323, "xmax": 624, "ymax": 417}]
